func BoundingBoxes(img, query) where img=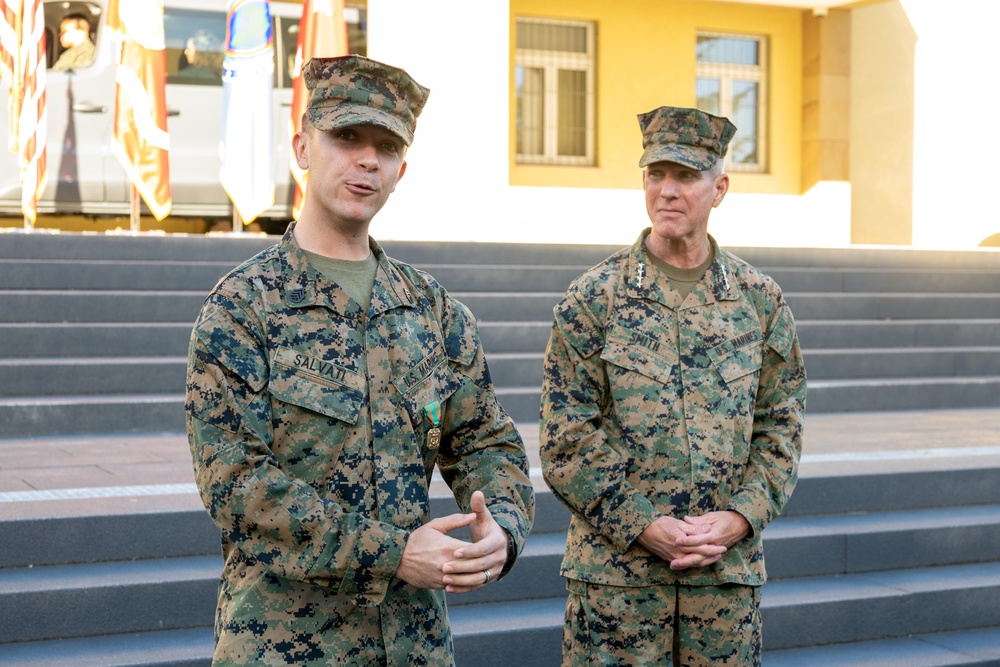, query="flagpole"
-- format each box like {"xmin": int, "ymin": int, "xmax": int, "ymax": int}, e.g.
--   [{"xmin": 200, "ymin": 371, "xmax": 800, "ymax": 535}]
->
[
  {"xmin": 232, "ymin": 206, "xmax": 242, "ymax": 234},
  {"xmin": 130, "ymin": 184, "xmax": 140, "ymax": 233}
]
